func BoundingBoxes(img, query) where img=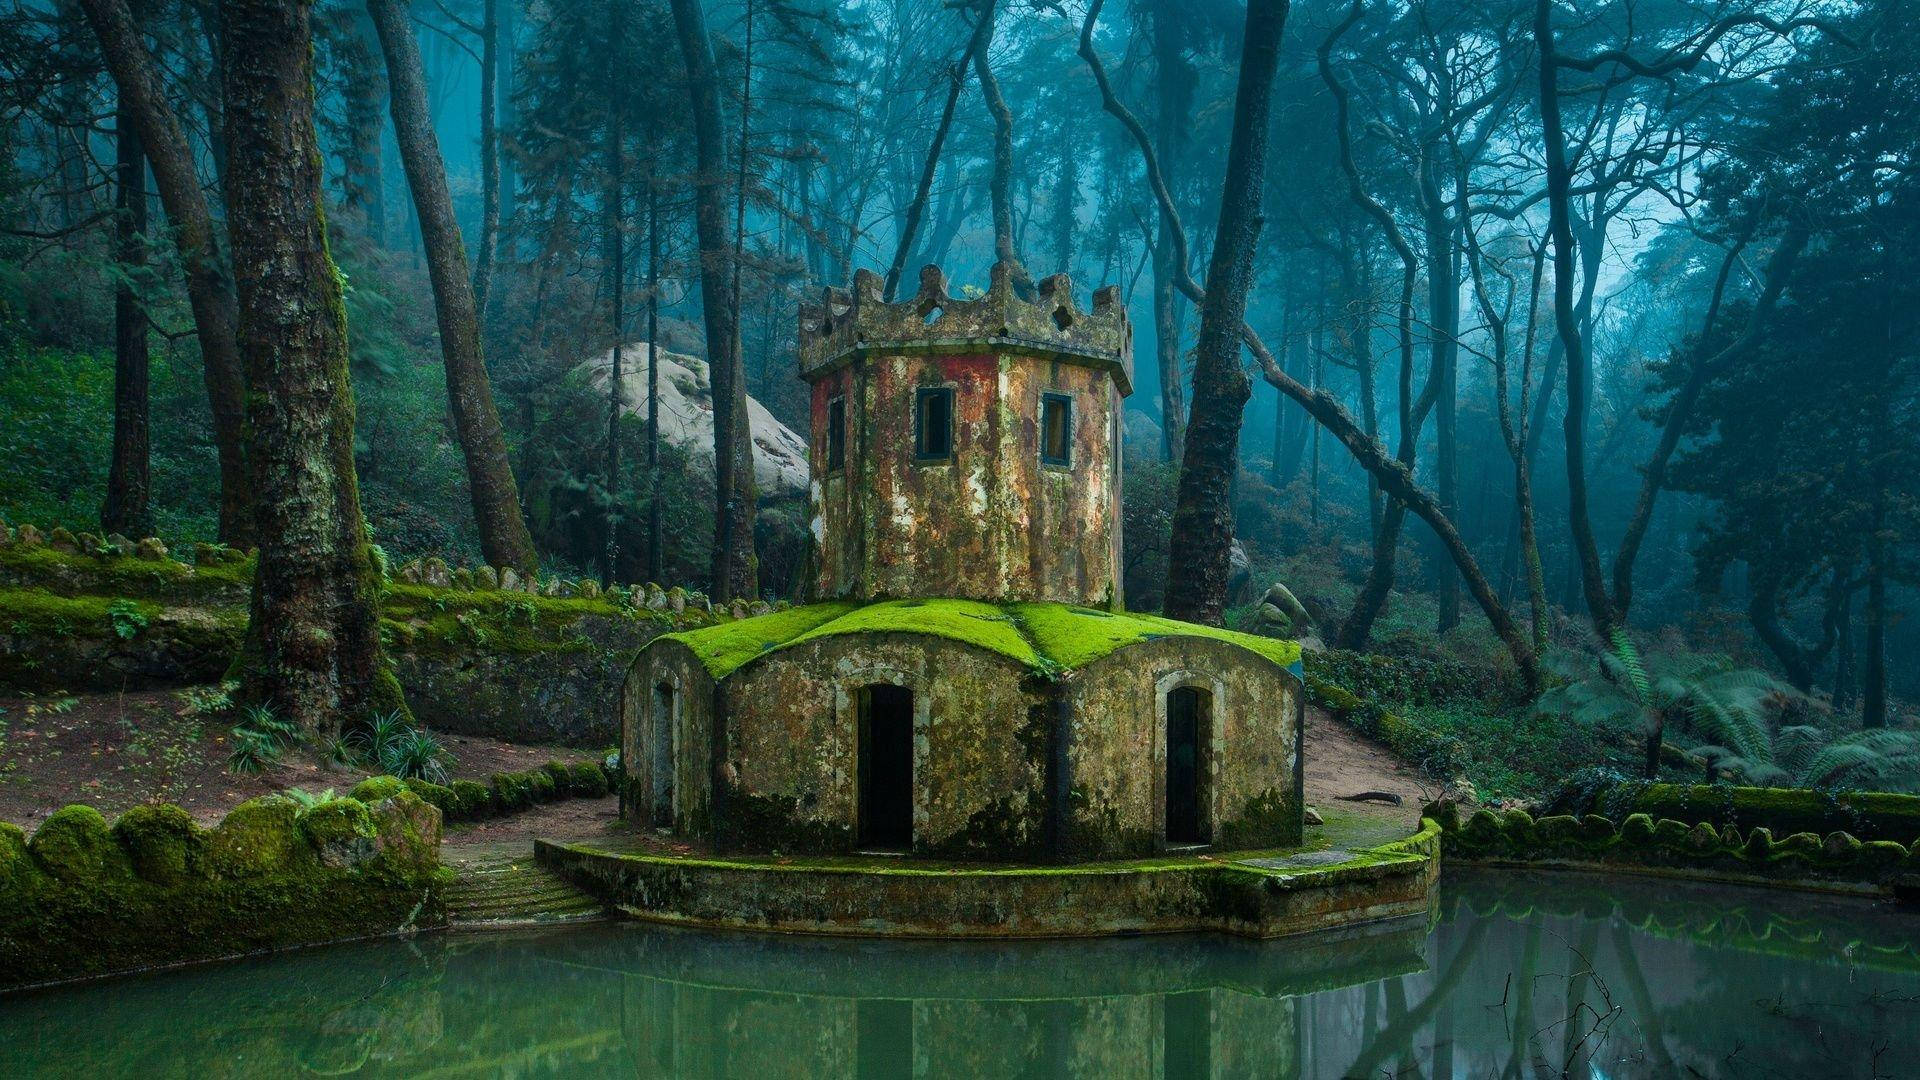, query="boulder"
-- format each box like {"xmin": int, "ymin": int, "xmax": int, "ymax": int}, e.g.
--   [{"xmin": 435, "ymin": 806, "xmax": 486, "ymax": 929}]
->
[
  {"xmin": 15, "ymin": 524, "xmax": 42, "ymax": 547},
  {"xmin": 474, "ymin": 565, "xmax": 499, "ymax": 589},
  {"xmin": 582, "ymin": 343, "xmax": 808, "ymax": 496},
  {"xmin": 135, "ymin": 536, "xmax": 168, "ymax": 560}
]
